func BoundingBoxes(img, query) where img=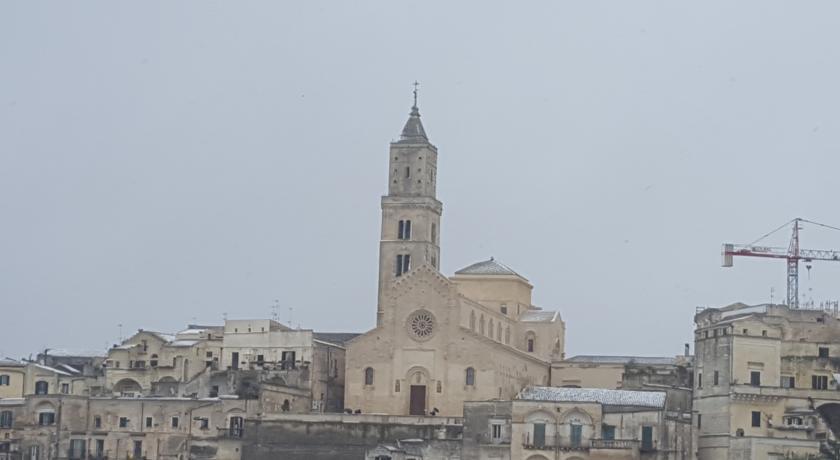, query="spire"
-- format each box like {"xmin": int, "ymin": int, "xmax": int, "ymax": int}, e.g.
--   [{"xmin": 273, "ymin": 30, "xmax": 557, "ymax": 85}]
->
[{"xmin": 398, "ymin": 81, "xmax": 428, "ymax": 143}]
